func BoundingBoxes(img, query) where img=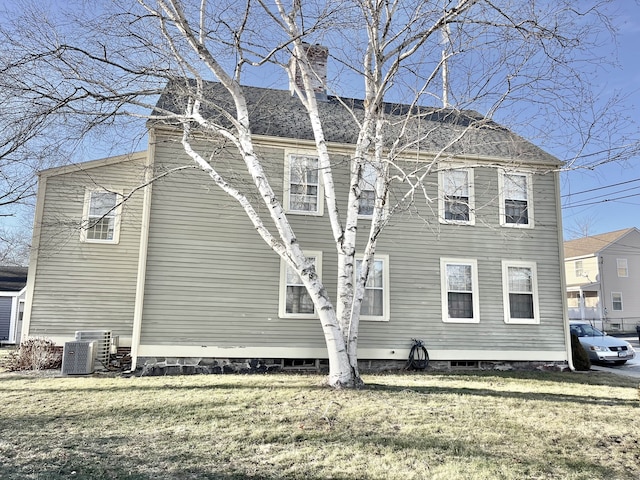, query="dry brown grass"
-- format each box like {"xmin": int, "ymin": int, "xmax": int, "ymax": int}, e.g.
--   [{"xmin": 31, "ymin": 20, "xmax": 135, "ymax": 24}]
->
[{"xmin": 0, "ymin": 370, "xmax": 638, "ymax": 479}]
